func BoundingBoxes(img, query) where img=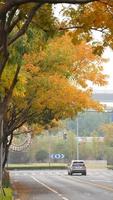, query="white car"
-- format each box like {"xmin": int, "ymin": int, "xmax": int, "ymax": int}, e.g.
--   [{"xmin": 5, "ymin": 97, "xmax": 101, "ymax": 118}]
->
[{"xmin": 68, "ymin": 160, "xmax": 87, "ymax": 175}]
